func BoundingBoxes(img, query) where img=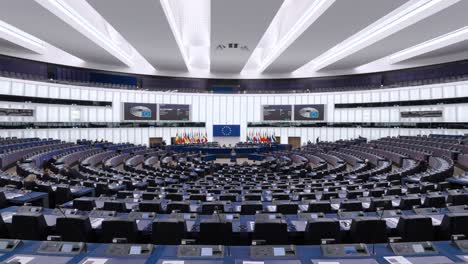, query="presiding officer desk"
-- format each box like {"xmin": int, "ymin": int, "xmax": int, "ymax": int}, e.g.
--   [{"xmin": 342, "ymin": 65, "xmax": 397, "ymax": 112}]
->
[
  {"xmin": 166, "ymin": 143, "xmax": 292, "ymax": 157},
  {"xmin": 0, "ymin": 239, "xmax": 467, "ymax": 263}
]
